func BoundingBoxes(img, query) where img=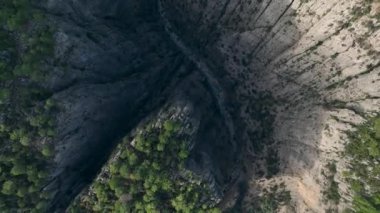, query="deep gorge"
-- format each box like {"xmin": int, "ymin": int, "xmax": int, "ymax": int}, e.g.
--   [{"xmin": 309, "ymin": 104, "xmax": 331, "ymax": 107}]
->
[
  {"xmin": 44, "ymin": 0, "xmax": 380, "ymax": 211},
  {"xmin": 0, "ymin": 0, "xmax": 378, "ymax": 212}
]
